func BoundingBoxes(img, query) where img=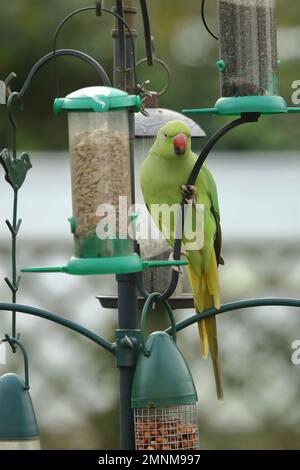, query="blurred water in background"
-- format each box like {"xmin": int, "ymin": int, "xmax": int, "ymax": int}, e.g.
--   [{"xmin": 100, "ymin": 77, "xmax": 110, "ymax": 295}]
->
[{"xmin": 1, "ymin": 151, "xmax": 300, "ymax": 449}]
